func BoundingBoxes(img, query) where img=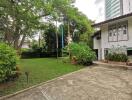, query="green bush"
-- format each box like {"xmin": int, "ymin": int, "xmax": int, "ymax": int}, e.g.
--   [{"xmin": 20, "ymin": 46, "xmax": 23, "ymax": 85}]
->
[
  {"xmin": 105, "ymin": 46, "xmax": 128, "ymax": 62},
  {"xmin": 0, "ymin": 43, "xmax": 19, "ymax": 83},
  {"xmin": 66, "ymin": 43, "xmax": 96, "ymax": 65},
  {"xmin": 21, "ymin": 48, "xmax": 31, "ymax": 52},
  {"xmin": 106, "ymin": 53, "xmax": 128, "ymax": 62}
]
